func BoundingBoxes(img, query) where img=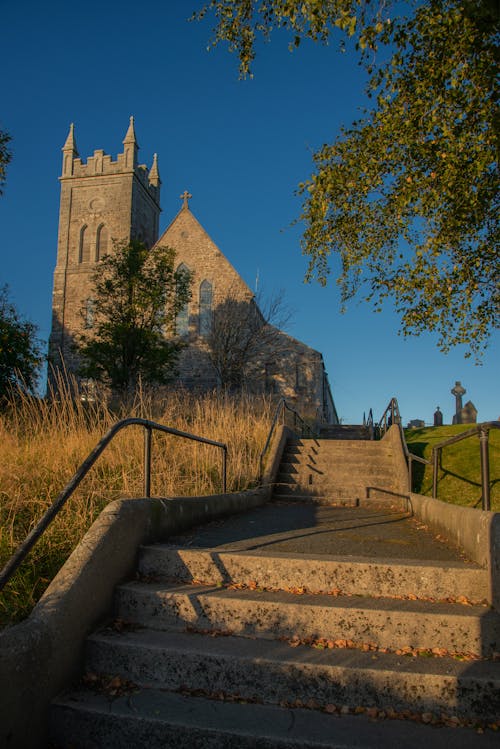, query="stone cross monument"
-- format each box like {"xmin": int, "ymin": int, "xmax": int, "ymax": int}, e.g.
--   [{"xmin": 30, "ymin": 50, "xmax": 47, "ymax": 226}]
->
[
  {"xmin": 451, "ymin": 381, "xmax": 477, "ymax": 424},
  {"xmin": 451, "ymin": 381, "xmax": 466, "ymax": 419}
]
